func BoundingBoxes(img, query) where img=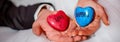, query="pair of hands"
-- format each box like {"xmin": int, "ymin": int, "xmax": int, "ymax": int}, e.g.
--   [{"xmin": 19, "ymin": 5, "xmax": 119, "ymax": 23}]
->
[{"xmin": 32, "ymin": 0, "xmax": 109, "ymax": 42}]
